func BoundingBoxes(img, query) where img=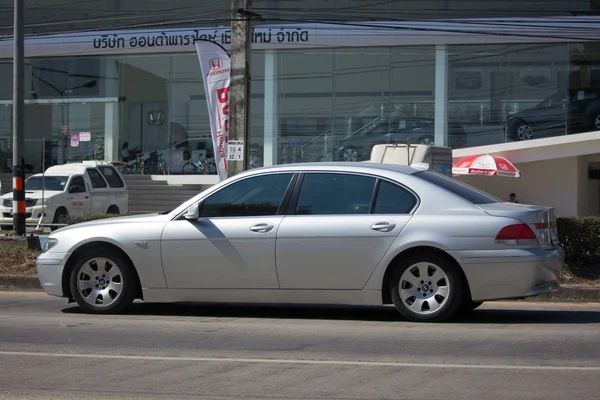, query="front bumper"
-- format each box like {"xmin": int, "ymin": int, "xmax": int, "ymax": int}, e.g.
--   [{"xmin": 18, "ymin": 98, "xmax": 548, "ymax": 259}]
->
[
  {"xmin": 36, "ymin": 252, "xmax": 69, "ymax": 297},
  {"xmin": 0, "ymin": 205, "xmax": 54, "ymax": 226},
  {"xmin": 453, "ymin": 246, "xmax": 564, "ymax": 302}
]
